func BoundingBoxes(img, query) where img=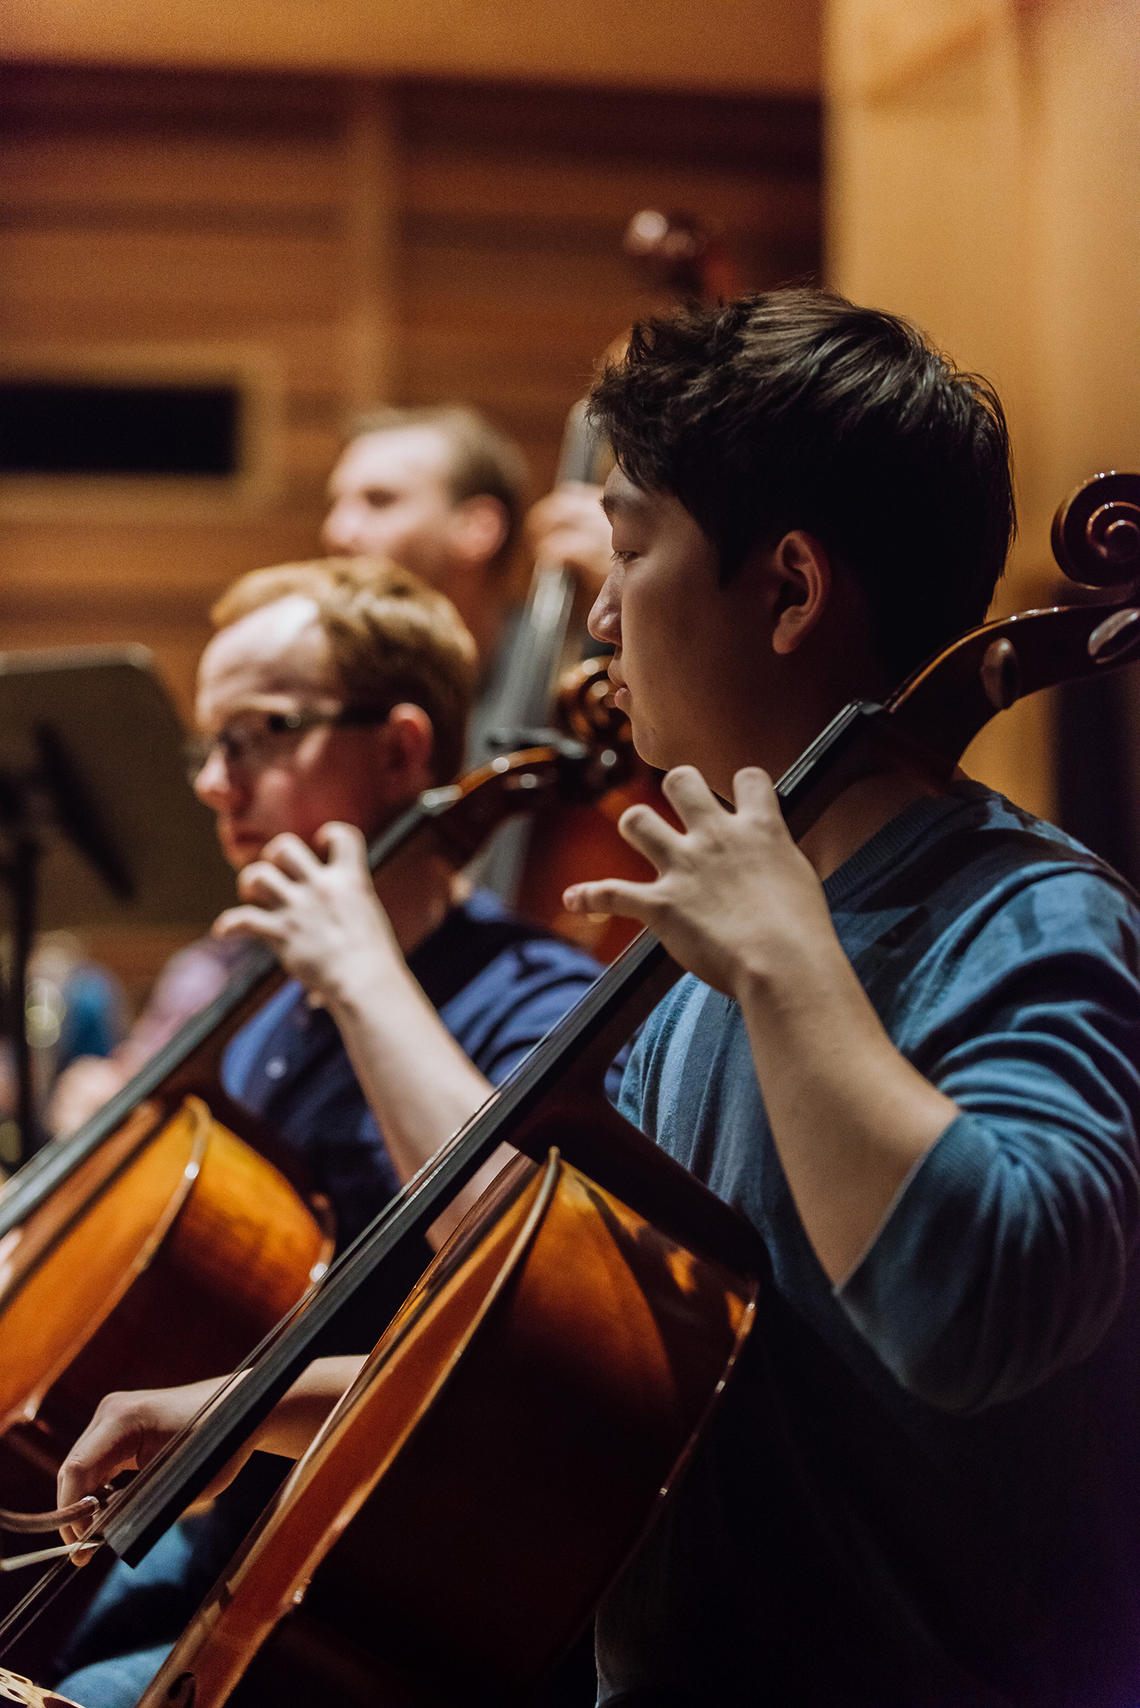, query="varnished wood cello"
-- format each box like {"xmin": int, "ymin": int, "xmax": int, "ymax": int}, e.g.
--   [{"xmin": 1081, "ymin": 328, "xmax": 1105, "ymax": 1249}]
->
[{"xmin": 4, "ymin": 471, "xmax": 1134, "ymax": 1708}]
